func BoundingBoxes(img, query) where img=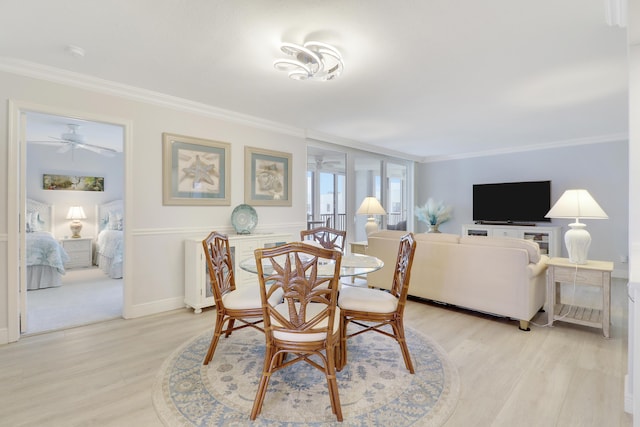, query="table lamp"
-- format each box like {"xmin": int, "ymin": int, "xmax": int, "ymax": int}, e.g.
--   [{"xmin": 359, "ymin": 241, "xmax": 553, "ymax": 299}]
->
[
  {"xmin": 66, "ymin": 206, "xmax": 87, "ymax": 238},
  {"xmin": 545, "ymin": 189, "xmax": 608, "ymax": 264},
  {"xmin": 356, "ymin": 197, "xmax": 386, "ymax": 236}
]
